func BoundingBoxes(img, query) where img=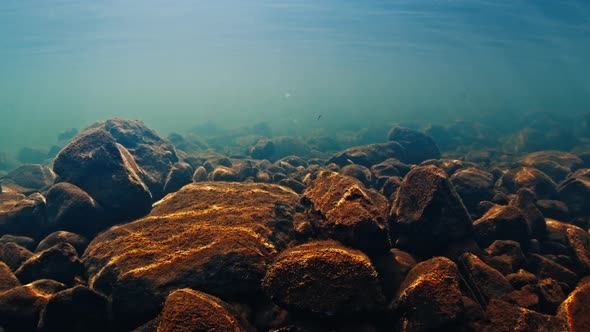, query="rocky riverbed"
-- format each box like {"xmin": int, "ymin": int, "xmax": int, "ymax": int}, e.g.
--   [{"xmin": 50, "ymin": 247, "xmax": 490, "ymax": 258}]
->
[{"xmin": 1, "ymin": 115, "xmax": 590, "ymax": 331}]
